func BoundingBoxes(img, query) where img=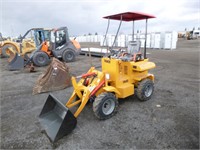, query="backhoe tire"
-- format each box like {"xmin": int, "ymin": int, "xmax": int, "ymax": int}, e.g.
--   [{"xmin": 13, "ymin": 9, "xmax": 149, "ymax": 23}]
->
[
  {"xmin": 62, "ymin": 49, "xmax": 75, "ymax": 62},
  {"xmin": 2, "ymin": 44, "xmax": 18, "ymax": 58},
  {"xmin": 93, "ymin": 92, "xmax": 118, "ymax": 120},
  {"xmin": 32, "ymin": 52, "xmax": 50, "ymax": 67},
  {"xmin": 136, "ymin": 79, "xmax": 154, "ymax": 101}
]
